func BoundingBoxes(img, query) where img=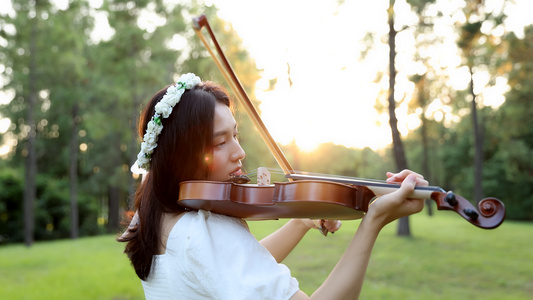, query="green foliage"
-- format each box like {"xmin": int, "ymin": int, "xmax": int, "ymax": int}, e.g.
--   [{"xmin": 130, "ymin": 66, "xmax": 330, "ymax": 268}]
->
[
  {"xmin": 295, "ymin": 144, "xmax": 391, "ymax": 179},
  {"xmin": 405, "ymin": 0, "xmax": 437, "ymax": 15},
  {"xmin": 0, "ymin": 167, "xmax": 105, "ymax": 244},
  {"xmin": 398, "ymin": 0, "xmax": 533, "ymax": 220},
  {"xmin": 403, "ymin": 98, "xmax": 533, "ymax": 220},
  {"xmin": 479, "ymin": 25, "xmax": 533, "ymax": 220},
  {"xmin": 0, "ymin": 167, "xmax": 23, "ymax": 244}
]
